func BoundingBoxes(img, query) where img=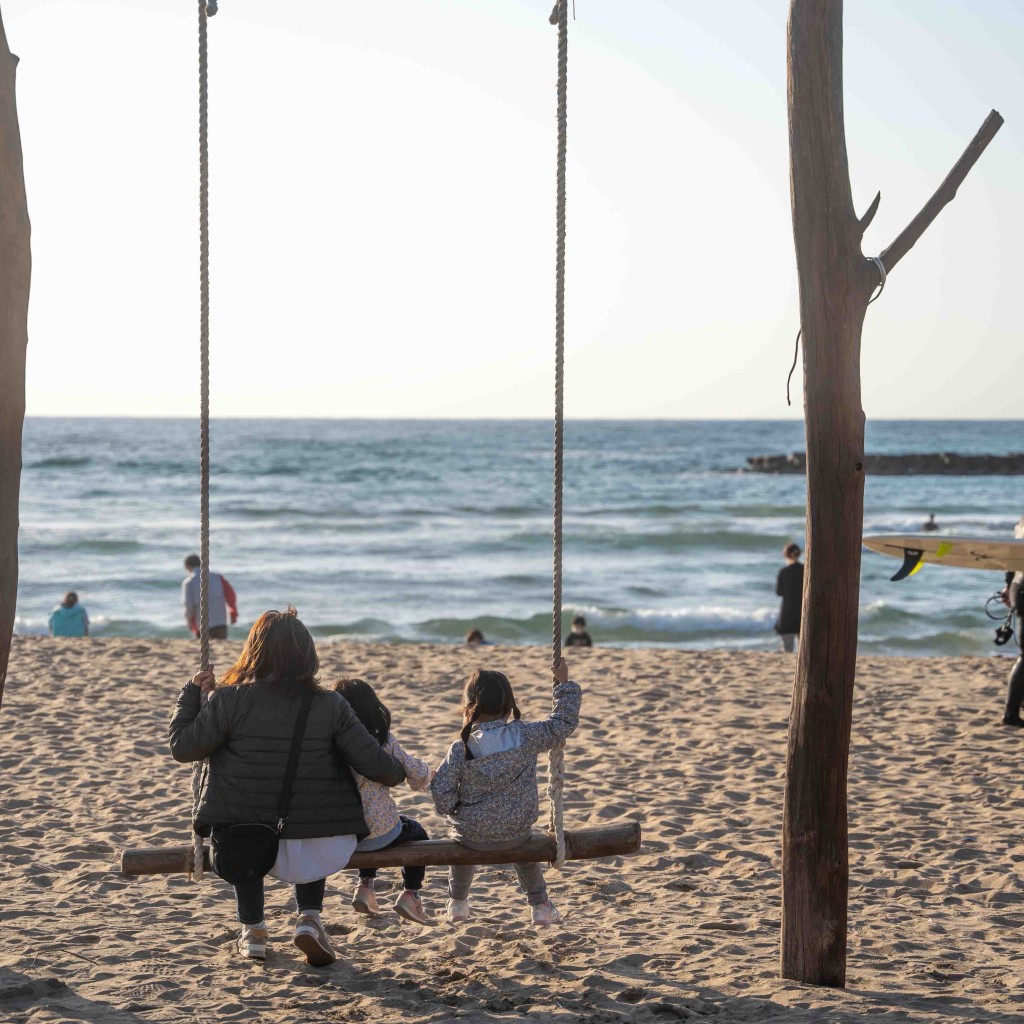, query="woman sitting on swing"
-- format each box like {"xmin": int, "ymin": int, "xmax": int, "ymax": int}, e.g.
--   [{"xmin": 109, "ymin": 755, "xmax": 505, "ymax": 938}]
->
[{"xmin": 169, "ymin": 607, "xmax": 406, "ymax": 966}]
